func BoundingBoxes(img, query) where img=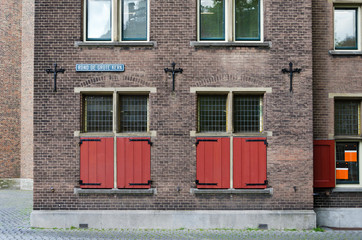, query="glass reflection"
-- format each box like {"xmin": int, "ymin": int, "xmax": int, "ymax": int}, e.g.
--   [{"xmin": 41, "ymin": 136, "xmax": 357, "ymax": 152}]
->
[
  {"xmin": 87, "ymin": 0, "xmax": 112, "ymax": 40},
  {"xmin": 334, "ymin": 9, "xmax": 357, "ymax": 49},
  {"xmin": 122, "ymin": 0, "xmax": 147, "ymax": 40},
  {"xmin": 200, "ymin": 0, "xmax": 225, "ymax": 40},
  {"xmin": 235, "ymin": 0, "xmax": 259, "ymax": 40}
]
